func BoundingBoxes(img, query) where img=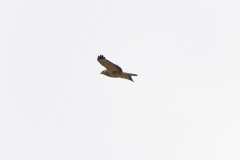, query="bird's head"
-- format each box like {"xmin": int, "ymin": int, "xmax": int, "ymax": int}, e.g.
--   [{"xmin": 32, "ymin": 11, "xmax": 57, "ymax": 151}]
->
[{"xmin": 100, "ymin": 70, "xmax": 109, "ymax": 76}]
